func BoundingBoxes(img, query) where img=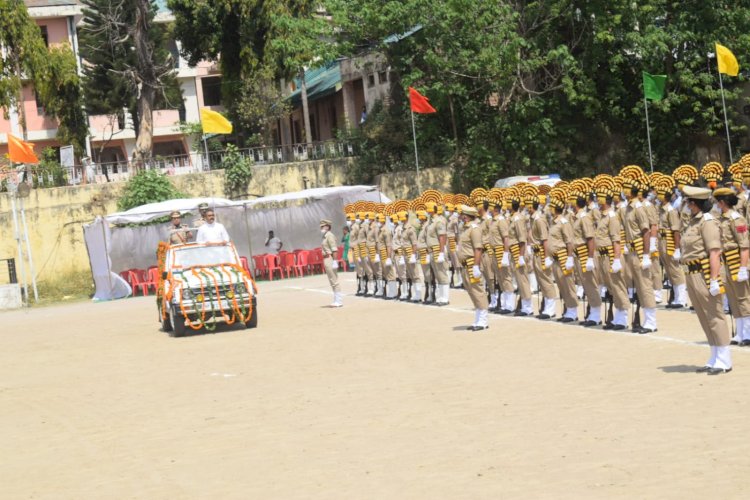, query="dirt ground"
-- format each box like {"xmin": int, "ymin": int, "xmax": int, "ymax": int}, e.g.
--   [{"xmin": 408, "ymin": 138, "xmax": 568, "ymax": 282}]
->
[{"xmin": 2, "ymin": 272, "xmax": 750, "ymax": 499}]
